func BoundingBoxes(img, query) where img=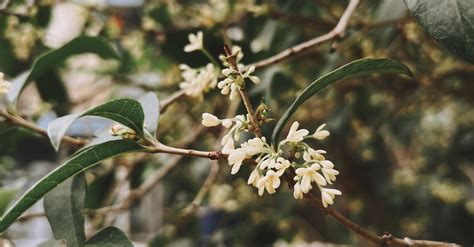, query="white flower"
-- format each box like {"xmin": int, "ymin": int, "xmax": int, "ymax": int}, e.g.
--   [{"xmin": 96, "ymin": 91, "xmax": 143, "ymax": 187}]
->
[
  {"xmin": 247, "ymin": 168, "xmax": 260, "ymax": 186},
  {"xmin": 321, "ymin": 188, "xmax": 342, "ymax": 207},
  {"xmin": 228, "ymin": 148, "xmax": 247, "ymax": 175},
  {"xmin": 293, "ymin": 182, "xmax": 304, "ymax": 199},
  {"xmin": 303, "ymin": 148, "xmax": 326, "ymax": 162},
  {"xmin": 320, "ymin": 160, "xmax": 339, "ymax": 184},
  {"xmin": 0, "ymin": 73, "xmax": 11, "ymax": 95},
  {"xmin": 295, "ymin": 164, "xmax": 327, "ymax": 193},
  {"xmin": 241, "ymin": 137, "xmax": 267, "ymax": 156},
  {"xmin": 275, "ymin": 157, "xmax": 290, "ymax": 171},
  {"xmin": 282, "ymin": 121, "xmax": 309, "ymax": 144},
  {"xmin": 202, "ymin": 113, "xmax": 221, "ymax": 127},
  {"xmin": 179, "ymin": 63, "xmax": 218, "ymax": 98},
  {"xmin": 243, "ymin": 65, "xmax": 260, "ymax": 84},
  {"xmin": 184, "ymin": 31, "xmax": 203, "ymax": 52},
  {"xmin": 222, "ymin": 119, "xmax": 233, "ymax": 128},
  {"xmin": 222, "ymin": 137, "xmax": 235, "ymax": 155},
  {"xmin": 256, "ymin": 170, "xmax": 281, "ymax": 195},
  {"xmin": 313, "ymin": 123, "xmax": 330, "ymax": 140}
]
